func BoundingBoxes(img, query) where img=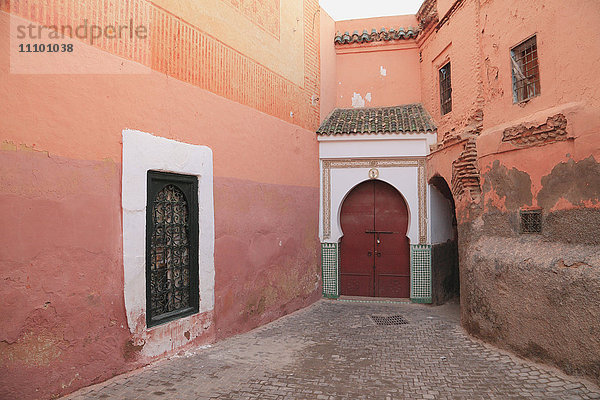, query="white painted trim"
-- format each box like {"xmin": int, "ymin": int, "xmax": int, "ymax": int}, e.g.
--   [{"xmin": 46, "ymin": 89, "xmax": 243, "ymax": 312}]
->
[
  {"xmin": 317, "ymin": 132, "xmax": 436, "ymax": 143},
  {"xmin": 122, "ymin": 129, "xmax": 214, "ymax": 356},
  {"xmin": 320, "ymin": 139, "xmax": 429, "ymax": 158},
  {"xmin": 429, "ymin": 183, "xmax": 456, "ymax": 244}
]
